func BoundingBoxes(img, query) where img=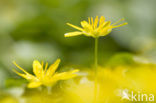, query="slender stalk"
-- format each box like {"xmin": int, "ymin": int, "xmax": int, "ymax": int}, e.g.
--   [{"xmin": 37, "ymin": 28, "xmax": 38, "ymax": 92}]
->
[{"xmin": 94, "ymin": 37, "xmax": 98, "ymax": 103}]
